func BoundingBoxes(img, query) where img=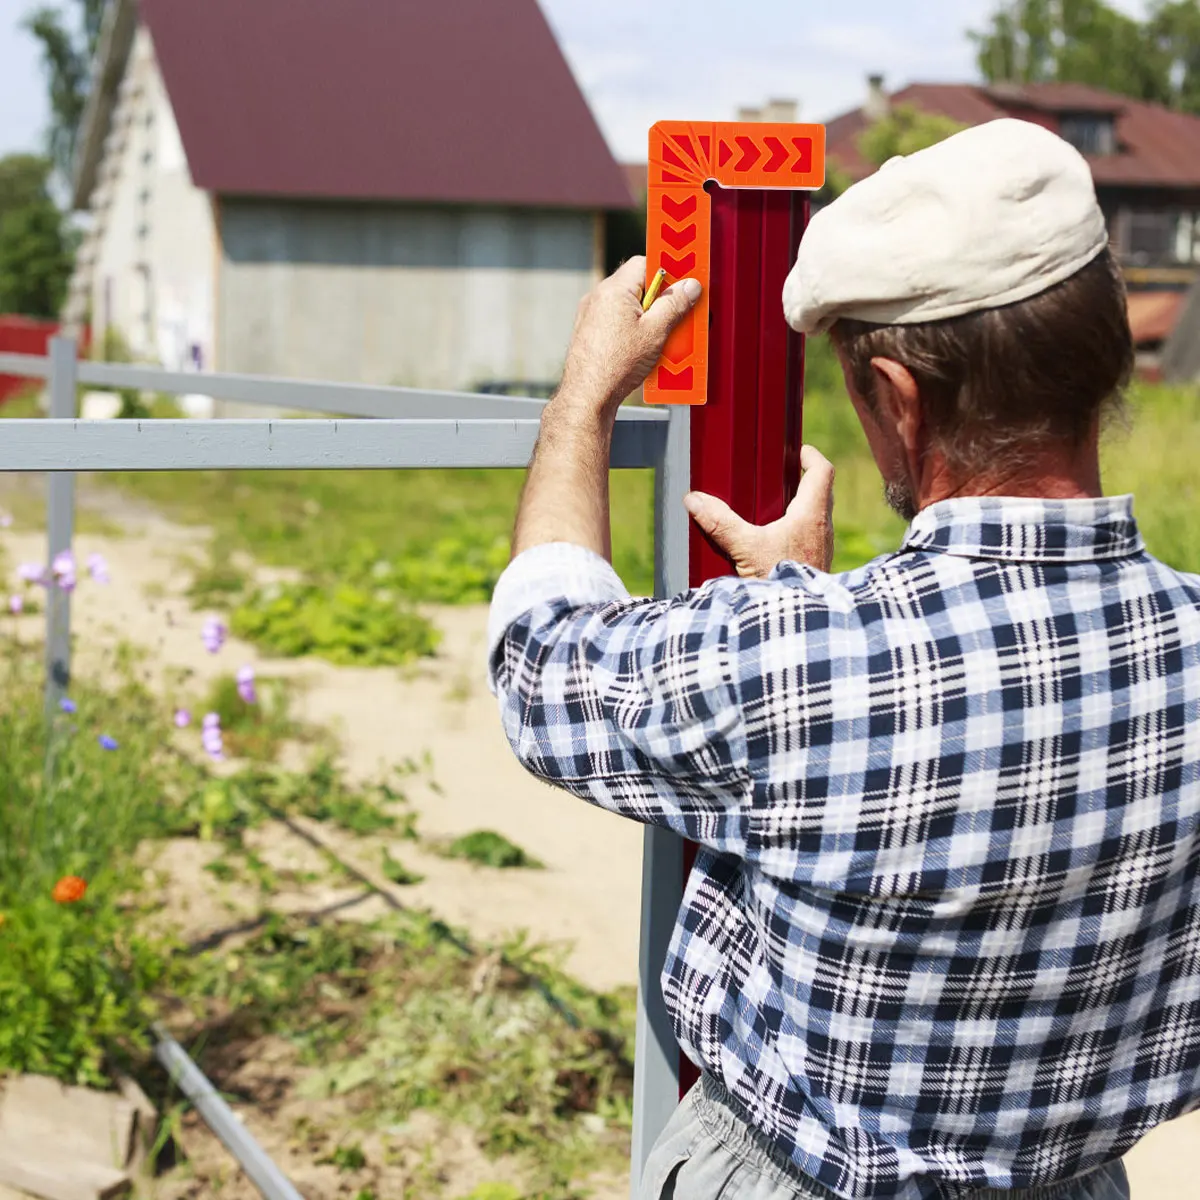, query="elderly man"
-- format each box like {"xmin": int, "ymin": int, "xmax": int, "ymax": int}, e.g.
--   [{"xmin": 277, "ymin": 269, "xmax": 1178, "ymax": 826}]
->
[{"xmin": 488, "ymin": 119, "xmax": 1198, "ymax": 1200}]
